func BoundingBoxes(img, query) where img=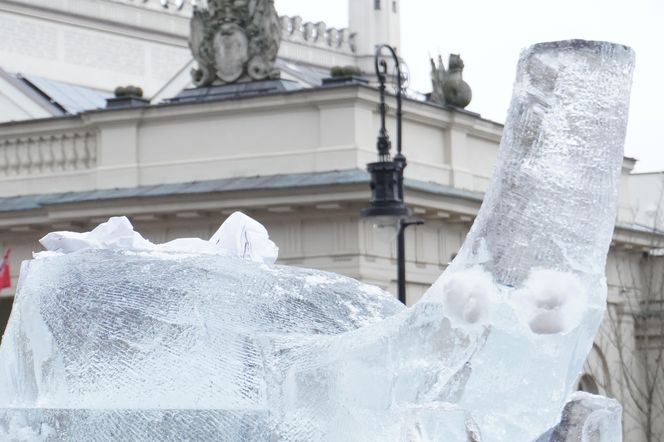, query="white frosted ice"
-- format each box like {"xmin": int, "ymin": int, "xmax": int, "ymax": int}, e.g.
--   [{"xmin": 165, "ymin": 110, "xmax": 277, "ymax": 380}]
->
[
  {"xmin": 510, "ymin": 269, "xmax": 588, "ymax": 334},
  {"xmin": 210, "ymin": 211, "xmax": 279, "ymax": 264},
  {"xmin": 38, "ymin": 211, "xmax": 278, "ymax": 264},
  {"xmin": 439, "ymin": 266, "xmax": 497, "ymax": 326},
  {"xmin": 0, "ymin": 40, "xmax": 634, "ymax": 441},
  {"xmin": 39, "ymin": 216, "xmax": 153, "ymax": 253}
]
